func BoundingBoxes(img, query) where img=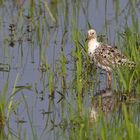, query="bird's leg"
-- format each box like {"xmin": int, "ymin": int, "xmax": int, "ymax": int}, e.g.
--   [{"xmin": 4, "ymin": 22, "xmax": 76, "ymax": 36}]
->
[{"xmin": 107, "ymin": 72, "xmax": 112, "ymax": 89}]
